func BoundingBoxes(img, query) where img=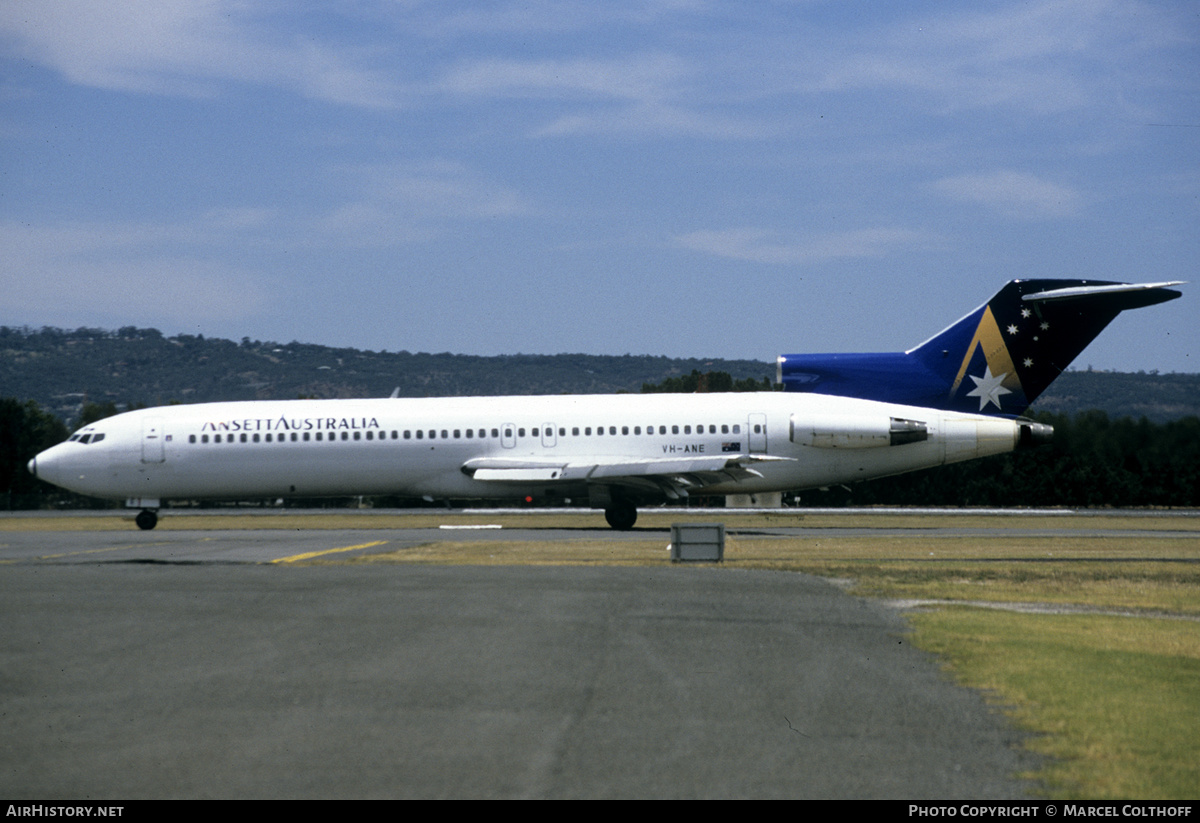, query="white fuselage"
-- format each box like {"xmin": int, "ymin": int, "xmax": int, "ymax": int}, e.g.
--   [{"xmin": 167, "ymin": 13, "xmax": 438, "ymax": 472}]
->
[{"xmin": 30, "ymin": 392, "xmax": 1025, "ymax": 506}]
